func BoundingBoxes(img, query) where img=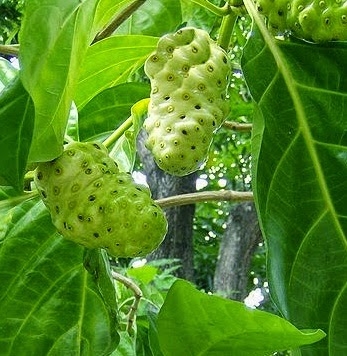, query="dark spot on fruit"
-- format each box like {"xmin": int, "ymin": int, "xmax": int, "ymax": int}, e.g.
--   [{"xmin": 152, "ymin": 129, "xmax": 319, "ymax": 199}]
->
[
  {"xmin": 182, "ymin": 64, "xmax": 189, "ymax": 72},
  {"xmin": 198, "ymin": 83, "xmax": 205, "ymax": 91},
  {"xmin": 199, "ymin": 118, "xmax": 204, "ymax": 124},
  {"xmin": 85, "ymin": 168, "xmax": 92, "ymax": 174},
  {"xmin": 195, "ymin": 104, "xmax": 201, "ymax": 110},
  {"xmin": 278, "ymin": 9, "xmax": 284, "ymax": 16},
  {"xmin": 55, "ymin": 167, "xmax": 62, "ymax": 175},
  {"xmin": 93, "ymin": 143, "xmax": 101, "ymax": 149},
  {"xmin": 94, "ymin": 181, "xmax": 102, "ymax": 188},
  {"xmin": 164, "ymin": 95, "xmax": 170, "ymax": 100},
  {"xmin": 180, "ymin": 114, "xmax": 186, "ymax": 119},
  {"xmin": 153, "ymin": 211, "xmax": 158, "ymax": 217},
  {"xmin": 66, "ymin": 149, "xmax": 75, "ymax": 156},
  {"xmin": 324, "ymin": 17, "xmax": 330, "ymax": 25},
  {"xmin": 207, "ymin": 64, "xmax": 214, "ymax": 72},
  {"xmin": 217, "ymin": 79, "xmax": 222, "ymax": 87},
  {"xmin": 180, "ymin": 154, "xmax": 184, "ymax": 159},
  {"xmin": 166, "ymin": 127, "xmax": 172, "ymax": 133},
  {"xmin": 99, "ymin": 206, "xmax": 104, "ymax": 213},
  {"xmin": 93, "ymin": 232, "xmax": 99, "ymax": 238},
  {"xmin": 167, "ymin": 74, "xmax": 174, "ymax": 81},
  {"xmin": 107, "ymin": 227, "xmax": 112, "ymax": 233},
  {"xmin": 195, "ymin": 126, "xmax": 200, "ymax": 131},
  {"xmin": 81, "ymin": 161, "xmax": 89, "ymax": 168},
  {"xmin": 143, "ymin": 222, "xmax": 148, "ymax": 228},
  {"xmin": 174, "ymin": 140, "xmax": 179, "ymax": 145},
  {"xmin": 118, "ymin": 179, "xmax": 124, "ymax": 184},
  {"xmin": 182, "ymin": 93, "xmax": 190, "ymax": 100},
  {"xmin": 68, "ymin": 201, "xmax": 76, "ymax": 209},
  {"xmin": 37, "ymin": 171, "xmax": 43, "ymax": 180},
  {"xmin": 257, "ymin": 5, "xmax": 263, "ymax": 12},
  {"xmin": 192, "ymin": 46, "xmax": 198, "ymax": 53},
  {"xmin": 150, "ymin": 54, "xmax": 159, "ymax": 62},
  {"xmin": 191, "ymin": 146, "xmax": 196, "ymax": 150},
  {"xmin": 71, "ymin": 184, "xmax": 80, "ymax": 192},
  {"xmin": 116, "ymin": 242, "xmax": 120, "ymax": 246},
  {"xmin": 182, "ymin": 130, "xmax": 188, "ymax": 135},
  {"xmin": 78, "ymin": 214, "xmax": 84, "ymax": 221},
  {"xmin": 112, "ymin": 189, "xmax": 118, "ymax": 195},
  {"xmin": 212, "ymin": 120, "xmax": 216, "ymax": 126},
  {"xmin": 223, "ymin": 56, "xmax": 227, "ymax": 64},
  {"xmin": 55, "ymin": 206, "xmax": 60, "ymax": 214},
  {"xmin": 41, "ymin": 190, "xmax": 47, "ymax": 198},
  {"xmin": 166, "ymin": 45, "xmax": 174, "ymax": 53},
  {"xmin": 88, "ymin": 195, "xmax": 96, "ymax": 202},
  {"xmin": 53, "ymin": 186, "xmax": 60, "ymax": 195},
  {"xmin": 86, "ymin": 217, "xmax": 93, "ymax": 222}
]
